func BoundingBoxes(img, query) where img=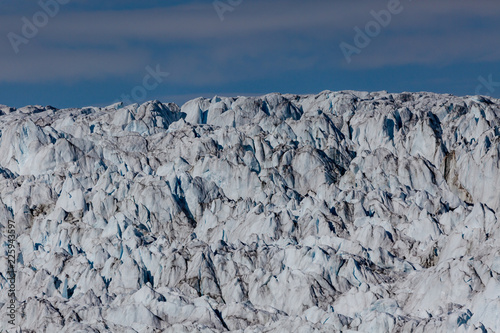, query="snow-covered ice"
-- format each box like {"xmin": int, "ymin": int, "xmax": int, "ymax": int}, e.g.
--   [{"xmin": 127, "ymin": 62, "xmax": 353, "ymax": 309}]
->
[{"xmin": 1, "ymin": 91, "xmax": 500, "ymax": 332}]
